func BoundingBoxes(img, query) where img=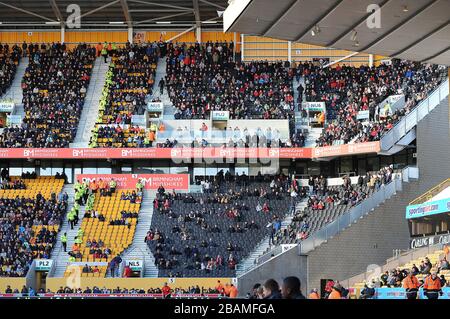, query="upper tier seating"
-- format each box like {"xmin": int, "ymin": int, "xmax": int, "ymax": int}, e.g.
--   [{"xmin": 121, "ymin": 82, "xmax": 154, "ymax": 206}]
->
[
  {"xmin": 0, "ymin": 43, "xmax": 96, "ymax": 148},
  {"xmin": 165, "ymin": 42, "xmax": 294, "ymax": 120},
  {"xmin": 90, "ymin": 43, "xmax": 158, "ymax": 148},
  {"xmin": 0, "ymin": 44, "xmax": 21, "ymax": 96},
  {"xmin": 300, "ymin": 59, "xmax": 447, "ymax": 146}
]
